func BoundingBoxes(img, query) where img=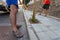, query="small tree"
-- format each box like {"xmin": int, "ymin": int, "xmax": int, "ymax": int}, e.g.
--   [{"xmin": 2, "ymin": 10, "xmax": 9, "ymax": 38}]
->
[{"xmin": 29, "ymin": 0, "xmax": 39, "ymax": 23}]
